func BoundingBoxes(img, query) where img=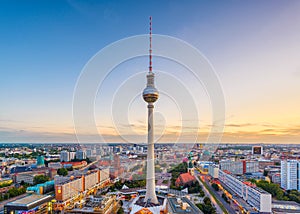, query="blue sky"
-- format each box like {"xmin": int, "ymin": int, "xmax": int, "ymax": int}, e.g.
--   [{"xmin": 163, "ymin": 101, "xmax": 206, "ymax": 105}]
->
[{"xmin": 1, "ymin": 0, "xmax": 300, "ymax": 143}]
